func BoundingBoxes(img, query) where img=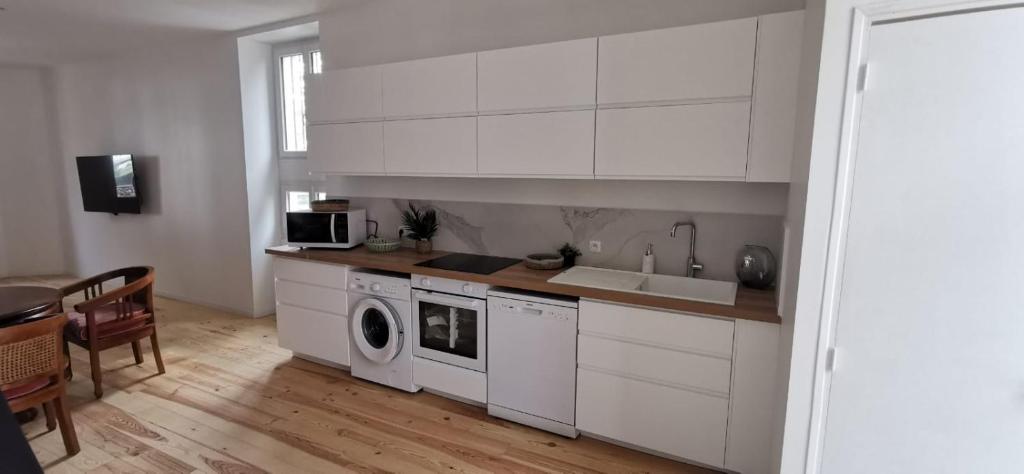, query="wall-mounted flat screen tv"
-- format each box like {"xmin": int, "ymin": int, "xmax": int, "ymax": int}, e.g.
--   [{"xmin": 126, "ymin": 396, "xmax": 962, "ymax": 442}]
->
[{"xmin": 76, "ymin": 154, "xmax": 142, "ymax": 214}]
